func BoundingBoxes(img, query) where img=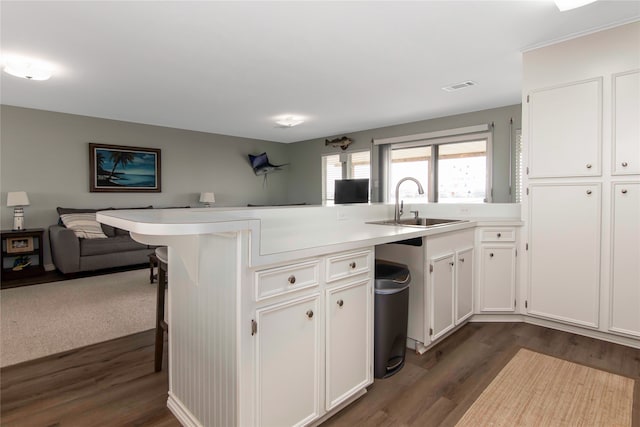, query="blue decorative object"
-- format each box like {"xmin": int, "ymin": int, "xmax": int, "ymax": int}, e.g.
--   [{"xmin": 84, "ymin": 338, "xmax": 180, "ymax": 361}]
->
[{"xmin": 248, "ymin": 152, "xmax": 288, "ymax": 176}]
